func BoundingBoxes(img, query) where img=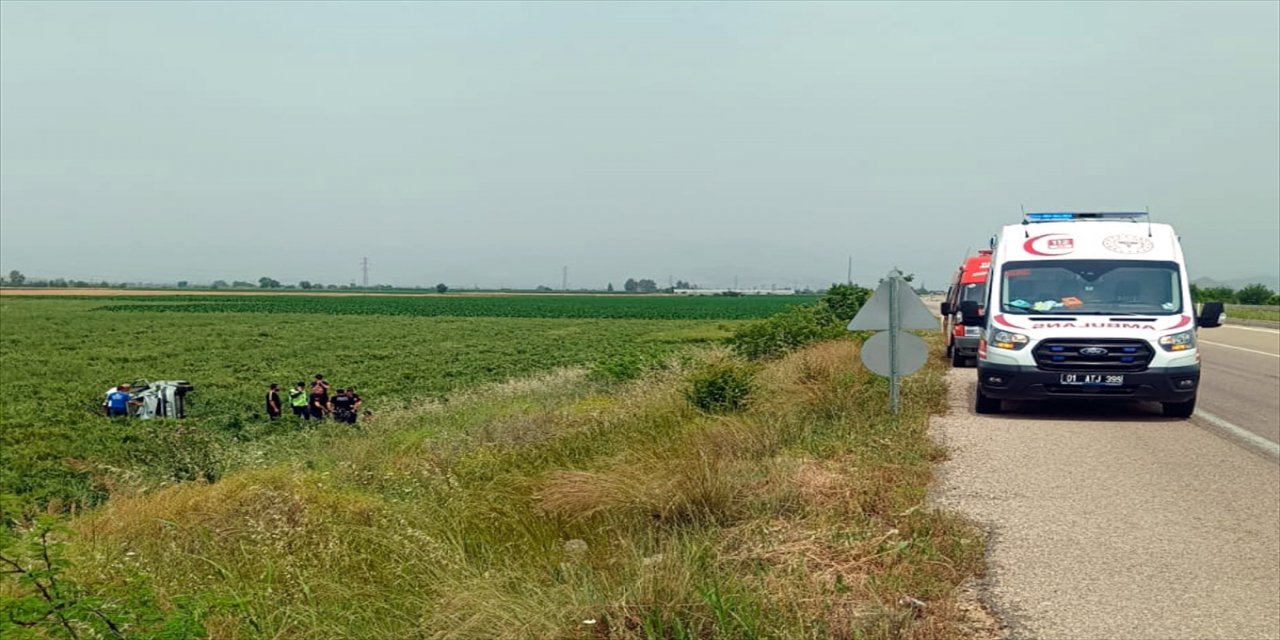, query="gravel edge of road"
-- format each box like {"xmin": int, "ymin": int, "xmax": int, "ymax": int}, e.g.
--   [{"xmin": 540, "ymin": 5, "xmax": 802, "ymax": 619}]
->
[{"xmin": 927, "ymin": 368, "xmax": 1010, "ymax": 640}]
